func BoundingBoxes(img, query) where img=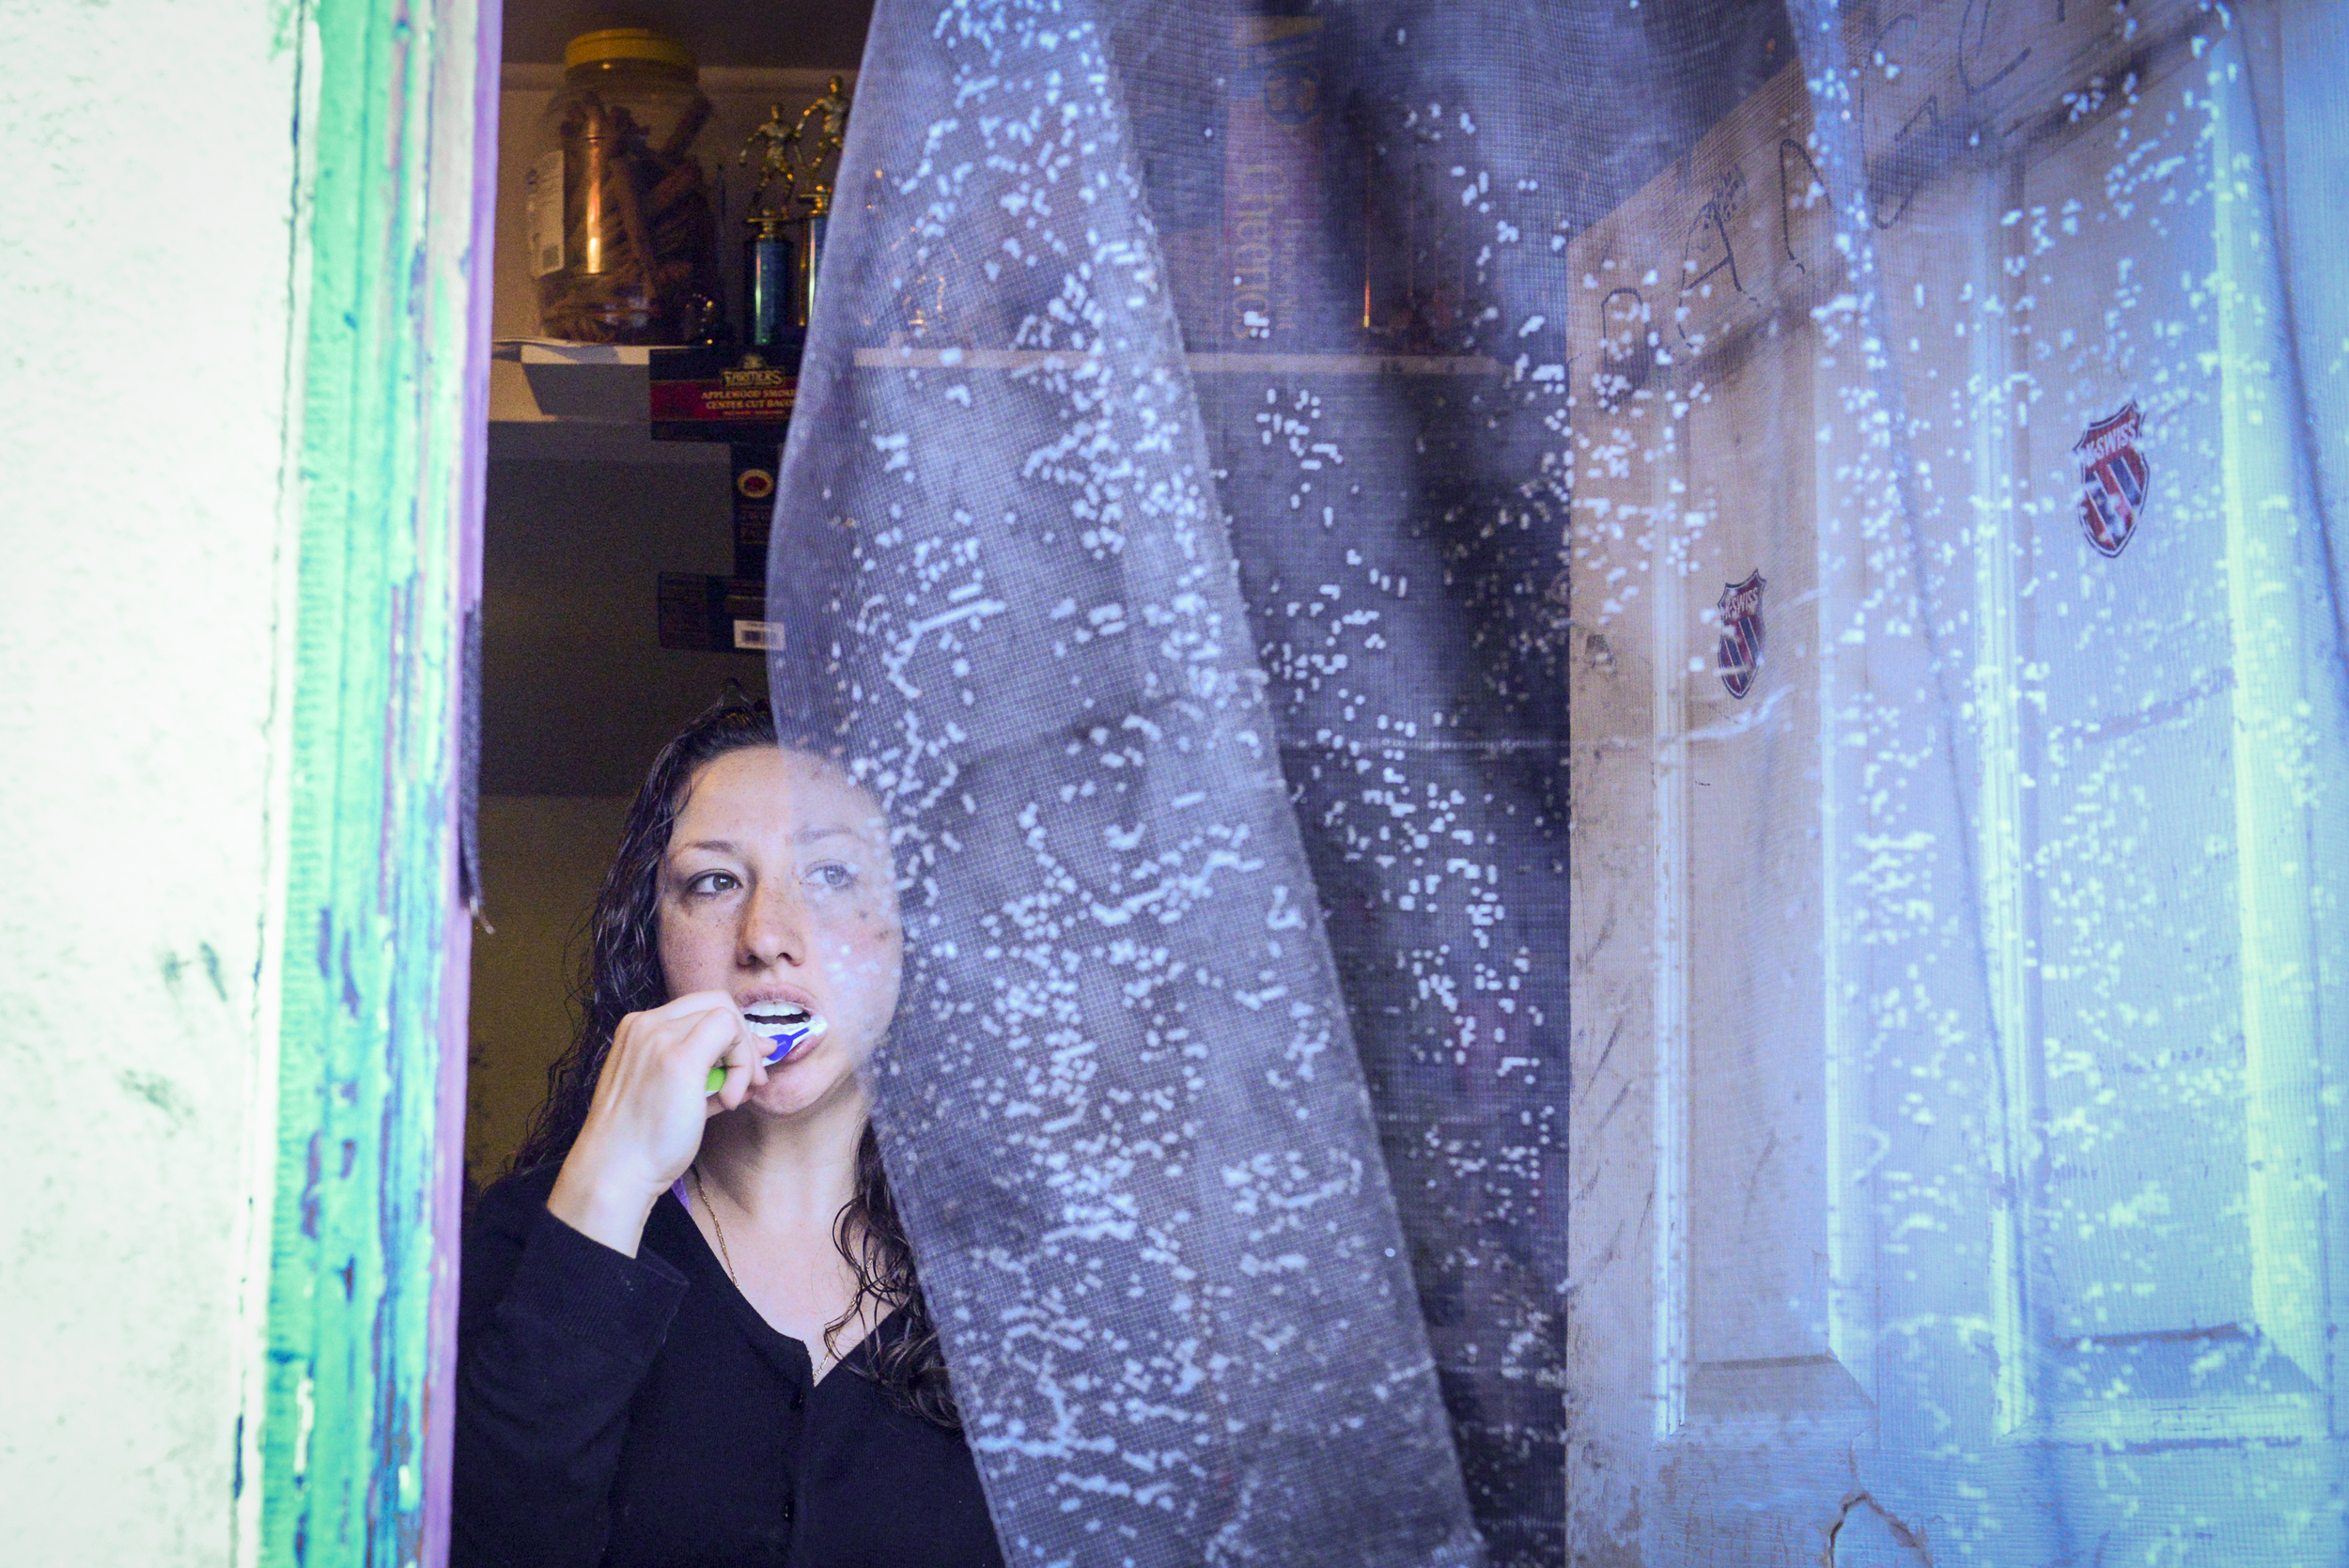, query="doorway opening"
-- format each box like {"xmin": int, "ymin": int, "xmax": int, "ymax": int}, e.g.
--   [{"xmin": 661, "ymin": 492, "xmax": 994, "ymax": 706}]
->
[{"xmin": 465, "ymin": 0, "xmax": 875, "ymax": 1200}]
